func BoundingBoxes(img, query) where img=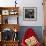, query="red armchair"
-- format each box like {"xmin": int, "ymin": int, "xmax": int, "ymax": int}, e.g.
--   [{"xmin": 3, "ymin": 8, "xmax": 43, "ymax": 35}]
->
[{"xmin": 21, "ymin": 28, "xmax": 41, "ymax": 46}]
